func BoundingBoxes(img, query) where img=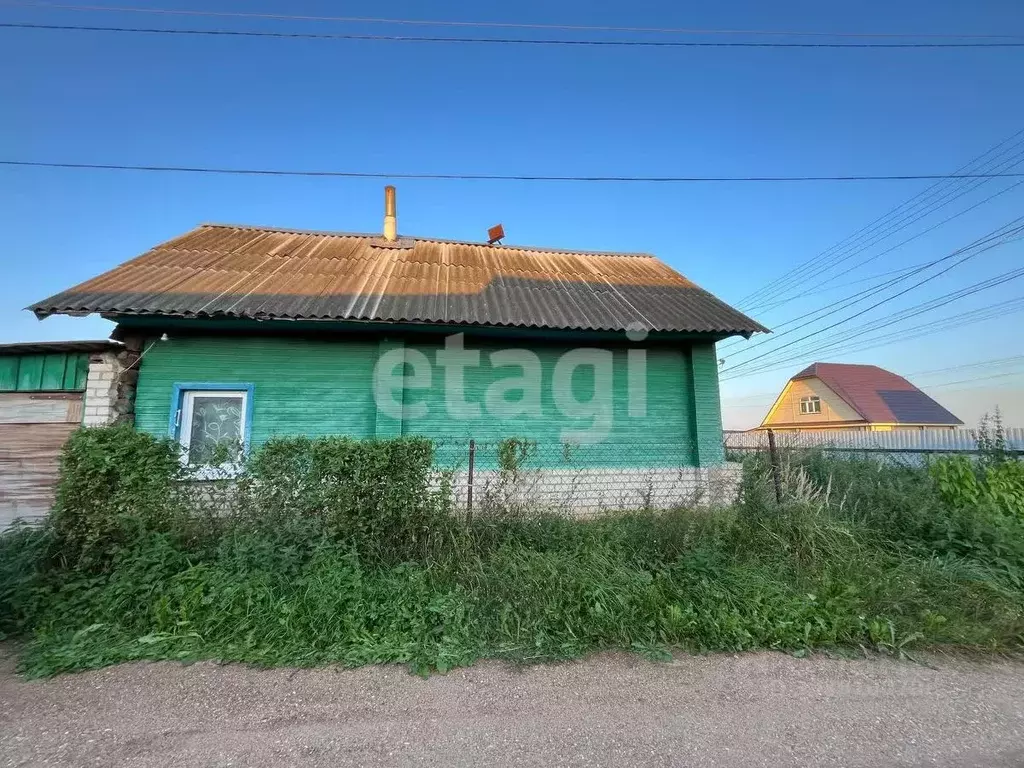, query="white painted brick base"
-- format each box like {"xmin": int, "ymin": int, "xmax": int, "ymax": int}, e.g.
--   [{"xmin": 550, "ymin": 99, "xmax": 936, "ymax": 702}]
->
[
  {"xmin": 447, "ymin": 463, "xmax": 743, "ymax": 516},
  {"xmin": 82, "ymin": 352, "xmax": 124, "ymax": 426},
  {"xmin": 182, "ymin": 463, "xmax": 745, "ymax": 522}
]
